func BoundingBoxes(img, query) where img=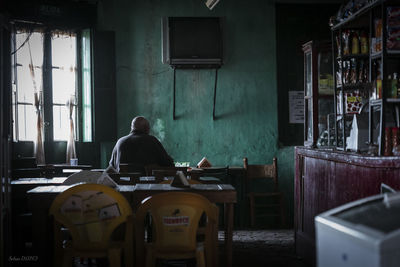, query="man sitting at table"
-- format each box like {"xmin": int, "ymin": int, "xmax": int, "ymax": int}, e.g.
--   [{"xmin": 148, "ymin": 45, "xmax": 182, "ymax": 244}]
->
[{"xmin": 107, "ymin": 116, "xmax": 174, "ymax": 173}]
